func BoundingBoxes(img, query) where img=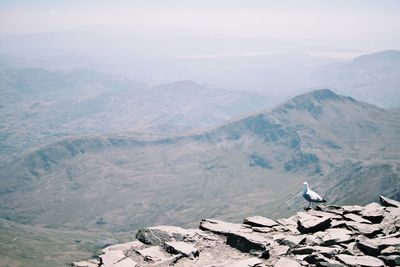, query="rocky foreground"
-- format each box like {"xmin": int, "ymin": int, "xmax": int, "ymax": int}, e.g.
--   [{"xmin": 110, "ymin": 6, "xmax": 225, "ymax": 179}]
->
[{"xmin": 73, "ymin": 196, "xmax": 400, "ymax": 267}]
